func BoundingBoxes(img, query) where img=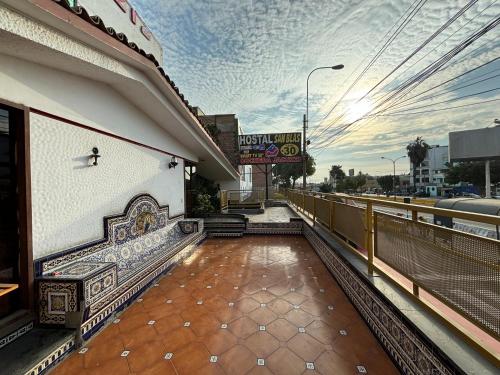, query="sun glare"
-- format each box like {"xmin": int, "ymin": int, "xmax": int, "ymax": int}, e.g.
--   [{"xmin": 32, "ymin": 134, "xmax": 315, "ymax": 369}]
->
[{"xmin": 346, "ymin": 98, "xmax": 374, "ymax": 123}]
